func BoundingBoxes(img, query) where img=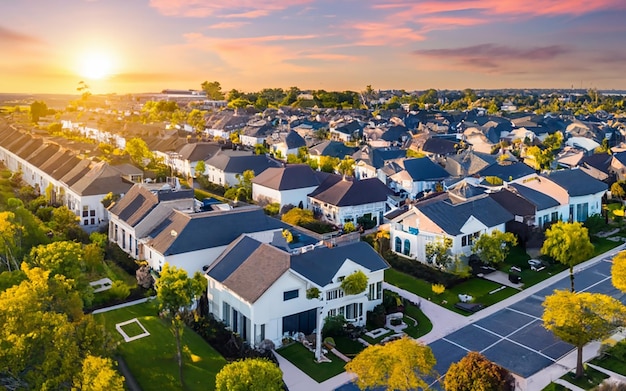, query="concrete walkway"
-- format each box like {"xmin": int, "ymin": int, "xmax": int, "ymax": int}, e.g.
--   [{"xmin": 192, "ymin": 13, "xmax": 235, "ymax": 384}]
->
[{"xmin": 553, "ymin": 378, "xmax": 585, "ymax": 391}]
